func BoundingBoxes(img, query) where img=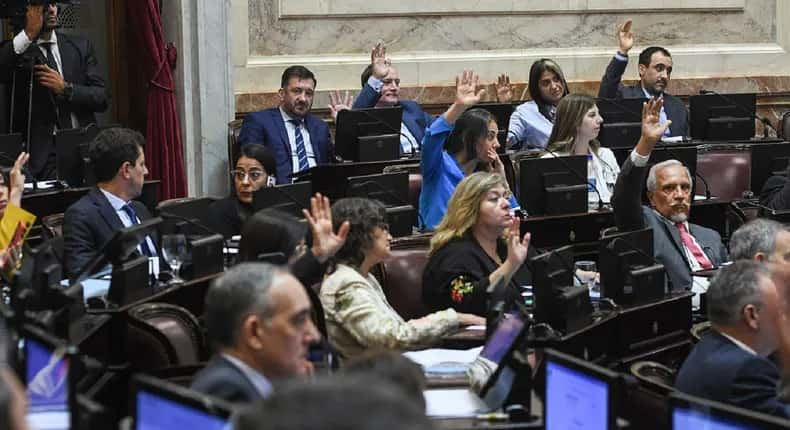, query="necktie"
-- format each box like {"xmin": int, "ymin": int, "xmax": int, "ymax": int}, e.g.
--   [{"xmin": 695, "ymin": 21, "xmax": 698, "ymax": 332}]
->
[
  {"xmin": 676, "ymin": 222, "xmax": 713, "ymax": 270},
  {"xmin": 121, "ymin": 204, "xmax": 155, "ymax": 257},
  {"xmin": 41, "ymin": 42, "xmax": 59, "ymax": 73},
  {"xmin": 288, "ymin": 119, "xmax": 310, "ymax": 171}
]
